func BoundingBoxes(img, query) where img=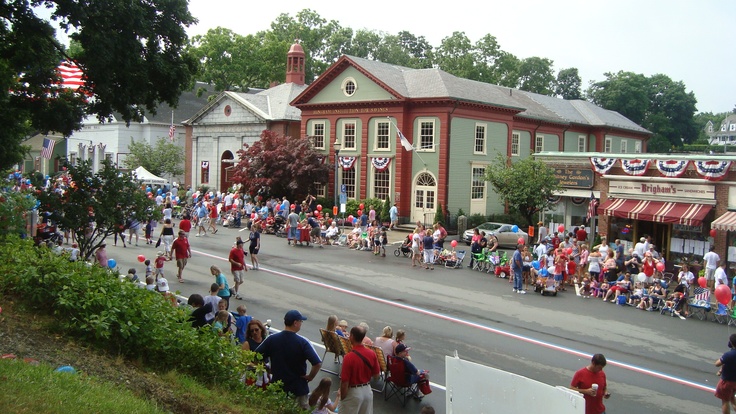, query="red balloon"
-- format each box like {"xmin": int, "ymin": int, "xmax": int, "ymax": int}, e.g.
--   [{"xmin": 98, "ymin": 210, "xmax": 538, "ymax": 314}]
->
[
  {"xmin": 347, "ymin": 215, "xmax": 354, "ymax": 223},
  {"xmin": 290, "ymin": 204, "xmax": 295, "ymax": 210},
  {"xmin": 317, "ymin": 204, "xmax": 322, "ymax": 211},
  {"xmin": 566, "ymin": 247, "xmax": 573, "ymax": 255},
  {"xmin": 710, "ymin": 229, "xmax": 717, "ymax": 238},
  {"xmin": 518, "ymin": 237, "xmax": 525, "ymax": 245},
  {"xmin": 451, "ymin": 240, "xmax": 458, "ymax": 248},
  {"xmin": 359, "ymin": 203, "xmax": 365, "ymax": 210},
  {"xmin": 558, "ymin": 225, "xmax": 565, "ymax": 233},
  {"xmin": 357, "ymin": 210, "xmax": 363, "ymax": 216},
  {"xmin": 251, "ymin": 213, "xmax": 256, "ymax": 219},
  {"xmin": 698, "ymin": 277, "xmax": 707, "ymax": 288},
  {"xmin": 137, "ymin": 255, "xmax": 146, "ymax": 263},
  {"xmin": 716, "ymin": 284, "xmax": 731, "ymax": 306},
  {"xmin": 655, "ymin": 262, "xmax": 665, "ymax": 272}
]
